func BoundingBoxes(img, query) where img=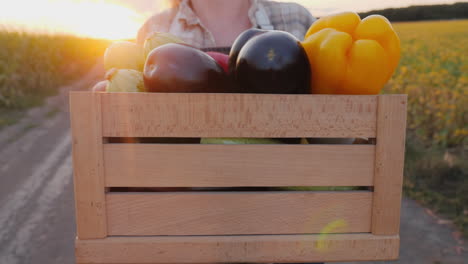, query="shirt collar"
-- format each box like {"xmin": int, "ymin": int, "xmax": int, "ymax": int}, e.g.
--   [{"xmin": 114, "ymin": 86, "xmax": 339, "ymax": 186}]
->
[
  {"xmin": 248, "ymin": 0, "xmax": 259, "ymax": 27},
  {"xmin": 253, "ymin": 0, "xmax": 274, "ymax": 30},
  {"xmin": 176, "ymin": 0, "xmax": 200, "ymax": 26},
  {"xmin": 176, "ymin": 0, "xmax": 266, "ymax": 28}
]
